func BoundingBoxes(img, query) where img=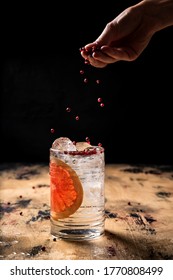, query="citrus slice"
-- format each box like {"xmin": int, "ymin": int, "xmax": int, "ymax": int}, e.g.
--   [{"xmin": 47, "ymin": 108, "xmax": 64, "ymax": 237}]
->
[
  {"xmin": 76, "ymin": 141, "xmax": 91, "ymax": 151},
  {"xmin": 50, "ymin": 158, "xmax": 83, "ymax": 220}
]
